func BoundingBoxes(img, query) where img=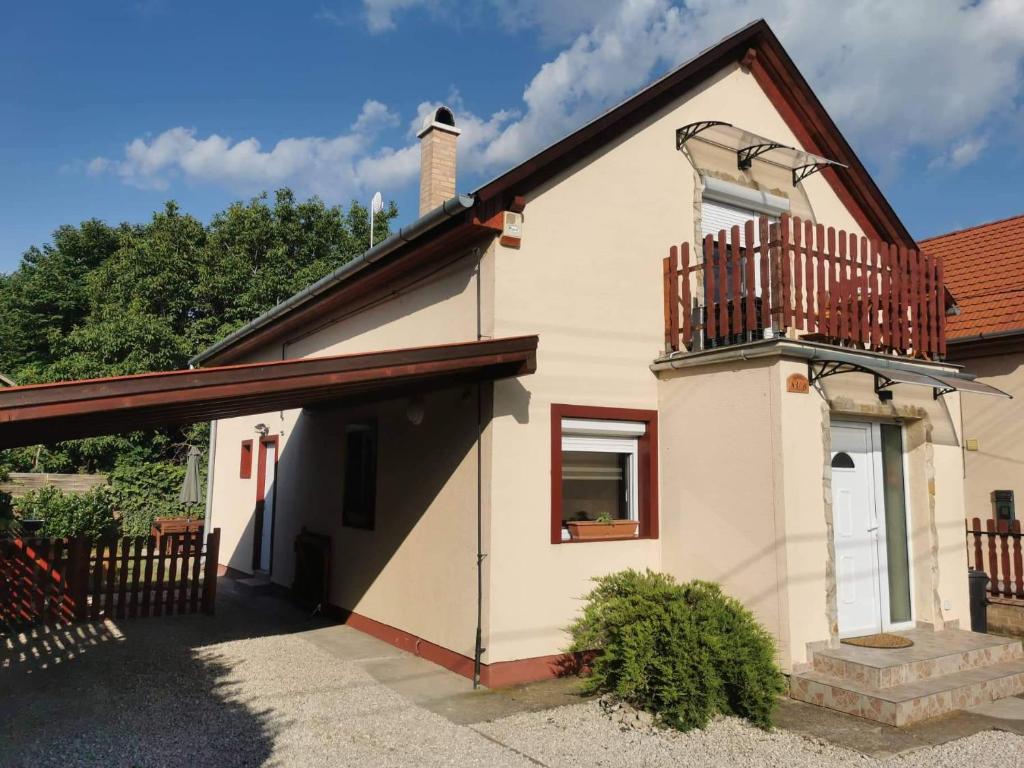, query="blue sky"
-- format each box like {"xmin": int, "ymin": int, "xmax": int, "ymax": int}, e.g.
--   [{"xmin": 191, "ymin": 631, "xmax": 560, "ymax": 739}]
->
[{"xmin": 2, "ymin": 1, "xmax": 1022, "ymax": 273}]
